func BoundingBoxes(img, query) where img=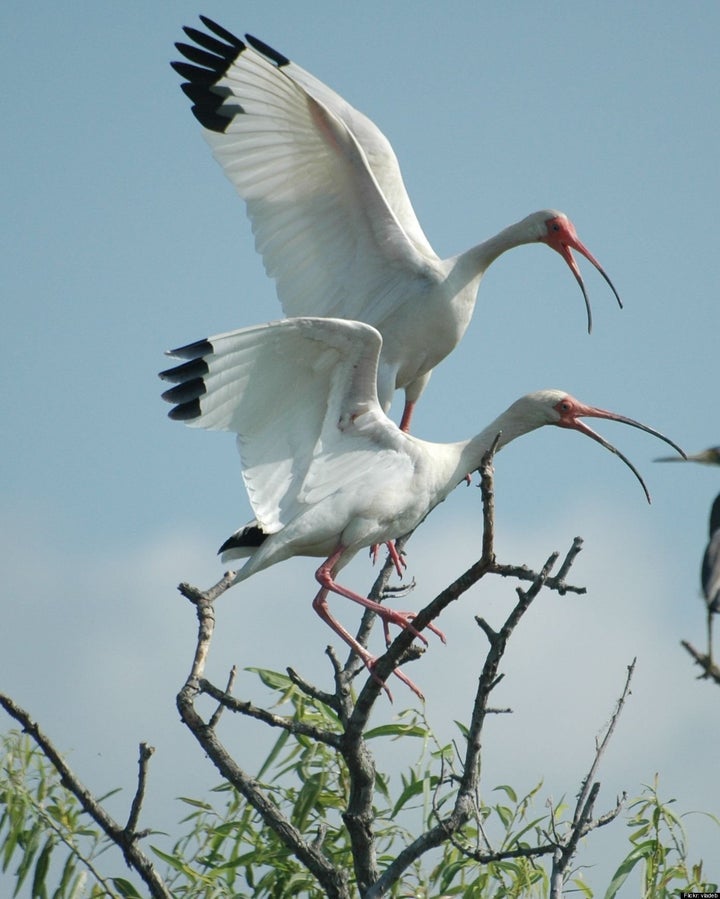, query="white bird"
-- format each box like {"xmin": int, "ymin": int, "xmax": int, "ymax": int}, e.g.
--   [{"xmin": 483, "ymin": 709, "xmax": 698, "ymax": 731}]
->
[
  {"xmin": 172, "ymin": 17, "xmax": 622, "ymax": 432},
  {"xmin": 161, "ymin": 317, "xmax": 683, "ymax": 697}
]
